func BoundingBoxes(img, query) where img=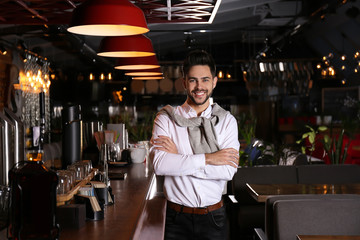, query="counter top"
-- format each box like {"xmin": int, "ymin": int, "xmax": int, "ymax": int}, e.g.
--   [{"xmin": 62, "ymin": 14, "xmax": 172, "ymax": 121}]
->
[{"xmin": 59, "ymin": 161, "xmax": 166, "ymax": 240}]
